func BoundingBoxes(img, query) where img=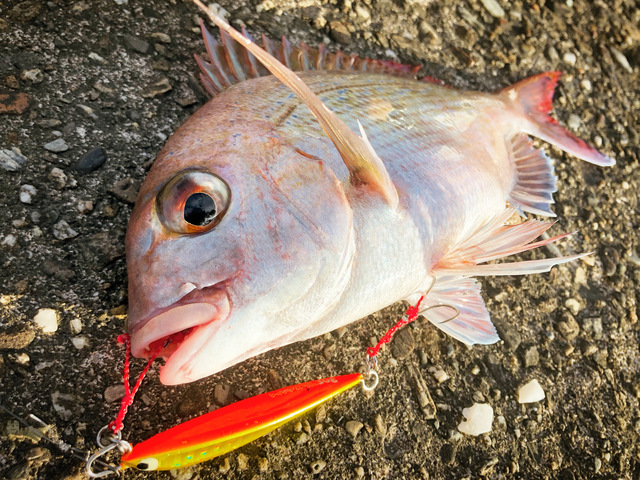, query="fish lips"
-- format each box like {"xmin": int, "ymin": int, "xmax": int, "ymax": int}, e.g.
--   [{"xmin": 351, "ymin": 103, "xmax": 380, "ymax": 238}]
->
[{"xmin": 129, "ymin": 286, "xmax": 230, "ymax": 385}]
